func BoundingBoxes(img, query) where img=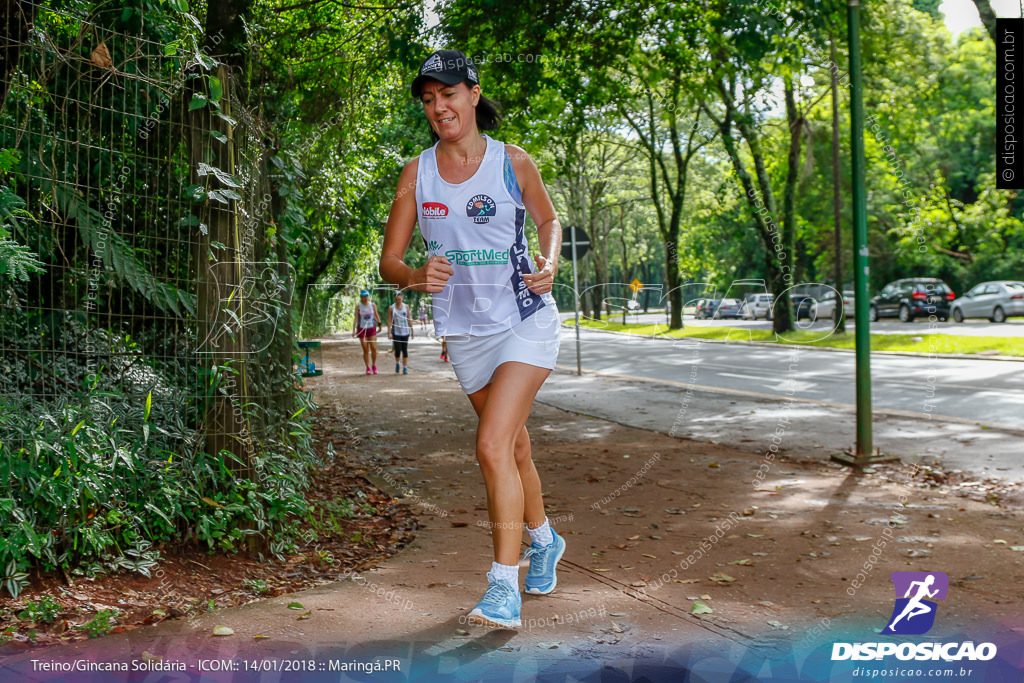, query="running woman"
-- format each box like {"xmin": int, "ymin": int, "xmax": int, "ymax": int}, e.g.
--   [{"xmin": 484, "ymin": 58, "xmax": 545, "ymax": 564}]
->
[
  {"xmin": 418, "ymin": 301, "xmax": 429, "ymax": 329},
  {"xmin": 352, "ymin": 289, "xmax": 381, "ymax": 374},
  {"xmin": 379, "ymin": 49, "xmax": 565, "ymax": 629},
  {"xmin": 387, "ymin": 291, "xmax": 414, "ymax": 374}
]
